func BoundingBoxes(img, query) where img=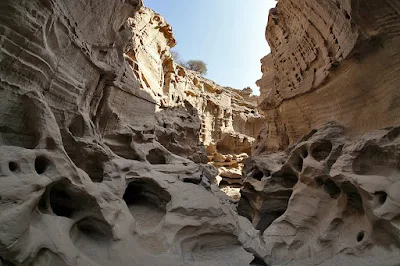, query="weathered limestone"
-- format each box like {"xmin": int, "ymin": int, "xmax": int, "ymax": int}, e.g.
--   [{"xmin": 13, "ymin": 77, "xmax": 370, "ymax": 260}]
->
[
  {"xmin": 241, "ymin": 0, "xmax": 400, "ymax": 264},
  {"xmin": 239, "ymin": 123, "xmax": 400, "ymax": 265},
  {"xmin": 126, "ymin": 7, "xmax": 265, "ymax": 192},
  {"xmin": 255, "ymin": 0, "xmax": 400, "ymax": 152},
  {"xmin": 0, "ymin": 1, "xmax": 259, "ymax": 265}
]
